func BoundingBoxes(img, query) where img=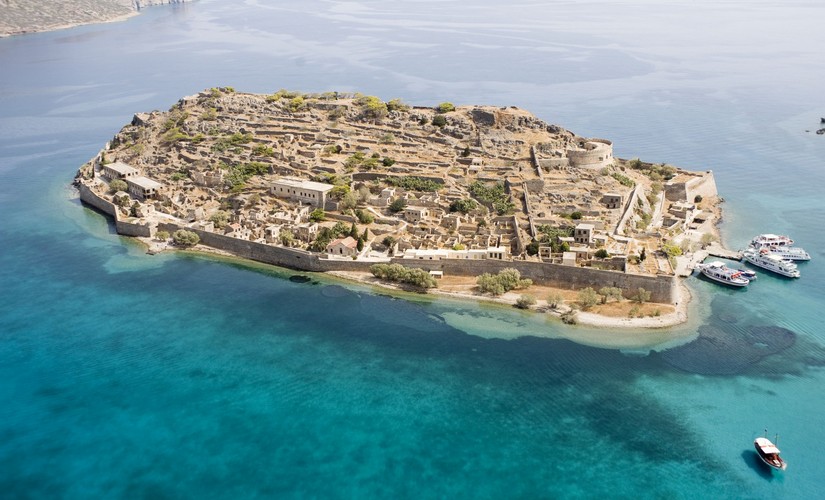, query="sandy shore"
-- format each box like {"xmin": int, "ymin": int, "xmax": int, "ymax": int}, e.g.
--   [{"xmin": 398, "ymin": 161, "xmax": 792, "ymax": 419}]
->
[{"xmin": 324, "ymin": 270, "xmax": 690, "ymax": 329}]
